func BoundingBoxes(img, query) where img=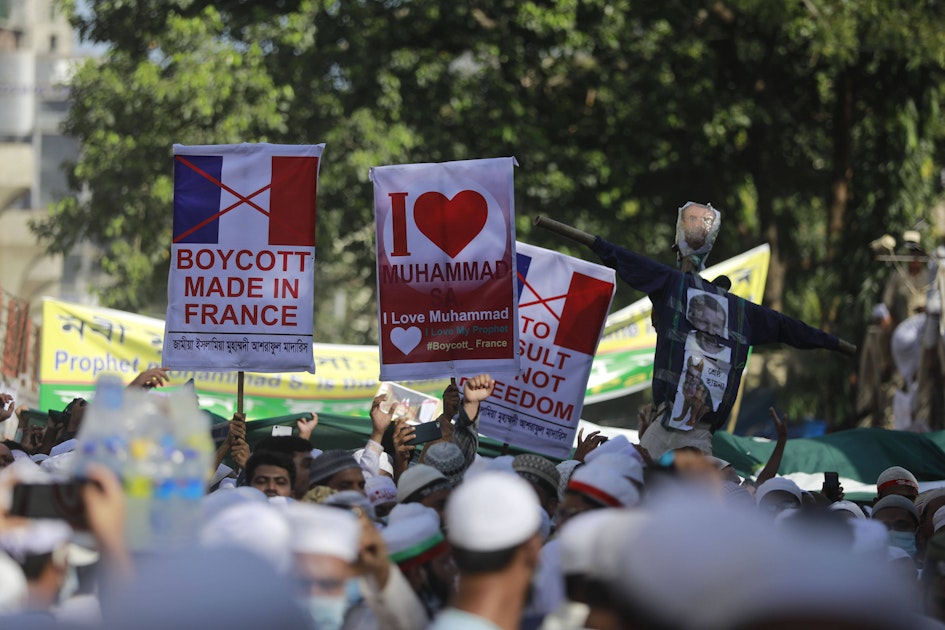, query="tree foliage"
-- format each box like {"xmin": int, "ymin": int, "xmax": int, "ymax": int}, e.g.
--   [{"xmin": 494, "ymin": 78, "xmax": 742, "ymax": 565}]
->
[{"xmin": 38, "ymin": 0, "xmax": 945, "ymax": 424}]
